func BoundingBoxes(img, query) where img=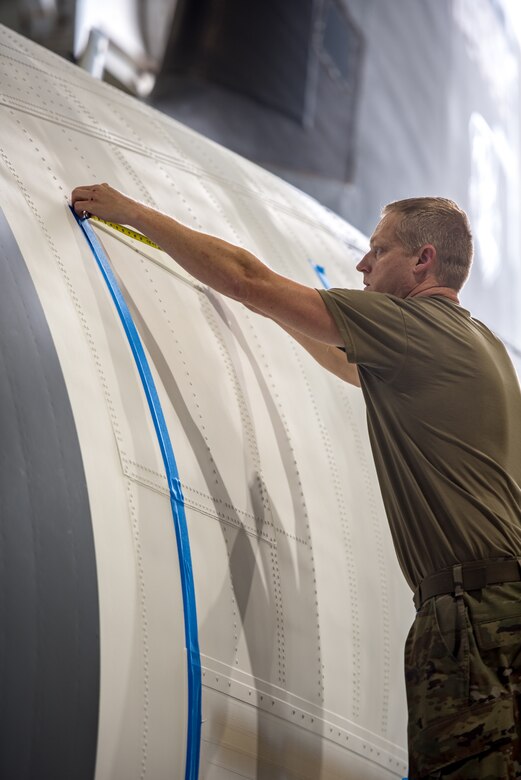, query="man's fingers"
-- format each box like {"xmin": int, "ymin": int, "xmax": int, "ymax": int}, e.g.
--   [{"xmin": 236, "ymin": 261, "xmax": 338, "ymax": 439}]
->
[
  {"xmin": 71, "ymin": 185, "xmax": 104, "ymax": 217},
  {"xmin": 70, "ymin": 183, "xmax": 131, "ymax": 224},
  {"xmin": 71, "ymin": 188, "xmax": 93, "ymax": 212},
  {"xmin": 71, "ymin": 184, "xmax": 105, "ymax": 205},
  {"xmin": 71, "ymin": 186, "xmax": 94, "ymax": 201},
  {"xmin": 72, "ymin": 200, "xmax": 92, "ymax": 217}
]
